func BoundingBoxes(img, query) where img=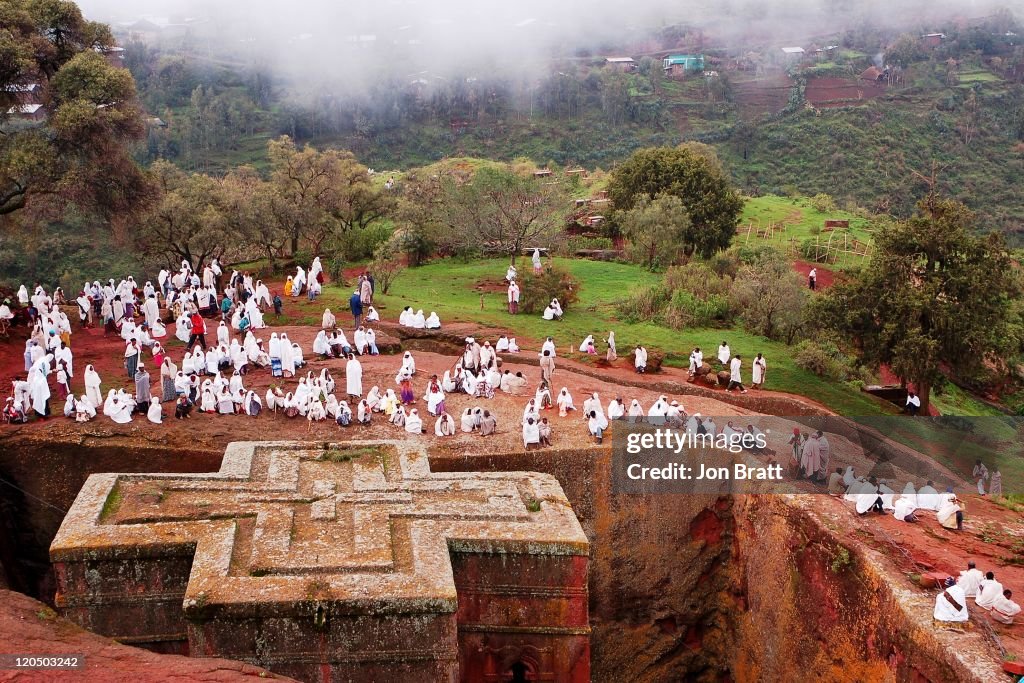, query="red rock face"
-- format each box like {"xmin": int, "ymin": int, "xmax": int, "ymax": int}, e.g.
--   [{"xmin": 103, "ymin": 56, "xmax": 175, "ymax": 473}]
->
[{"xmin": 0, "ymin": 588, "xmax": 289, "ymax": 681}]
